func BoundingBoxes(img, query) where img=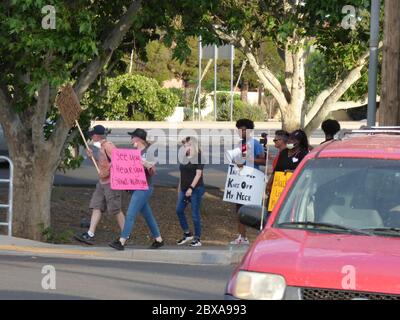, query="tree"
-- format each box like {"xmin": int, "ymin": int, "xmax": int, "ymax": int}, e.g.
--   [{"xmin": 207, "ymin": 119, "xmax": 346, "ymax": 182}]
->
[
  {"xmin": 100, "ymin": 74, "xmax": 179, "ymax": 121},
  {"xmin": 380, "ymin": 0, "xmax": 400, "ymax": 125},
  {"xmin": 149, "ymin": 0, "xmax": 381, "ymax": 133},
  {"xmin": 0, "ymin": 0, "xmax": 145, "ymax": 239}
]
